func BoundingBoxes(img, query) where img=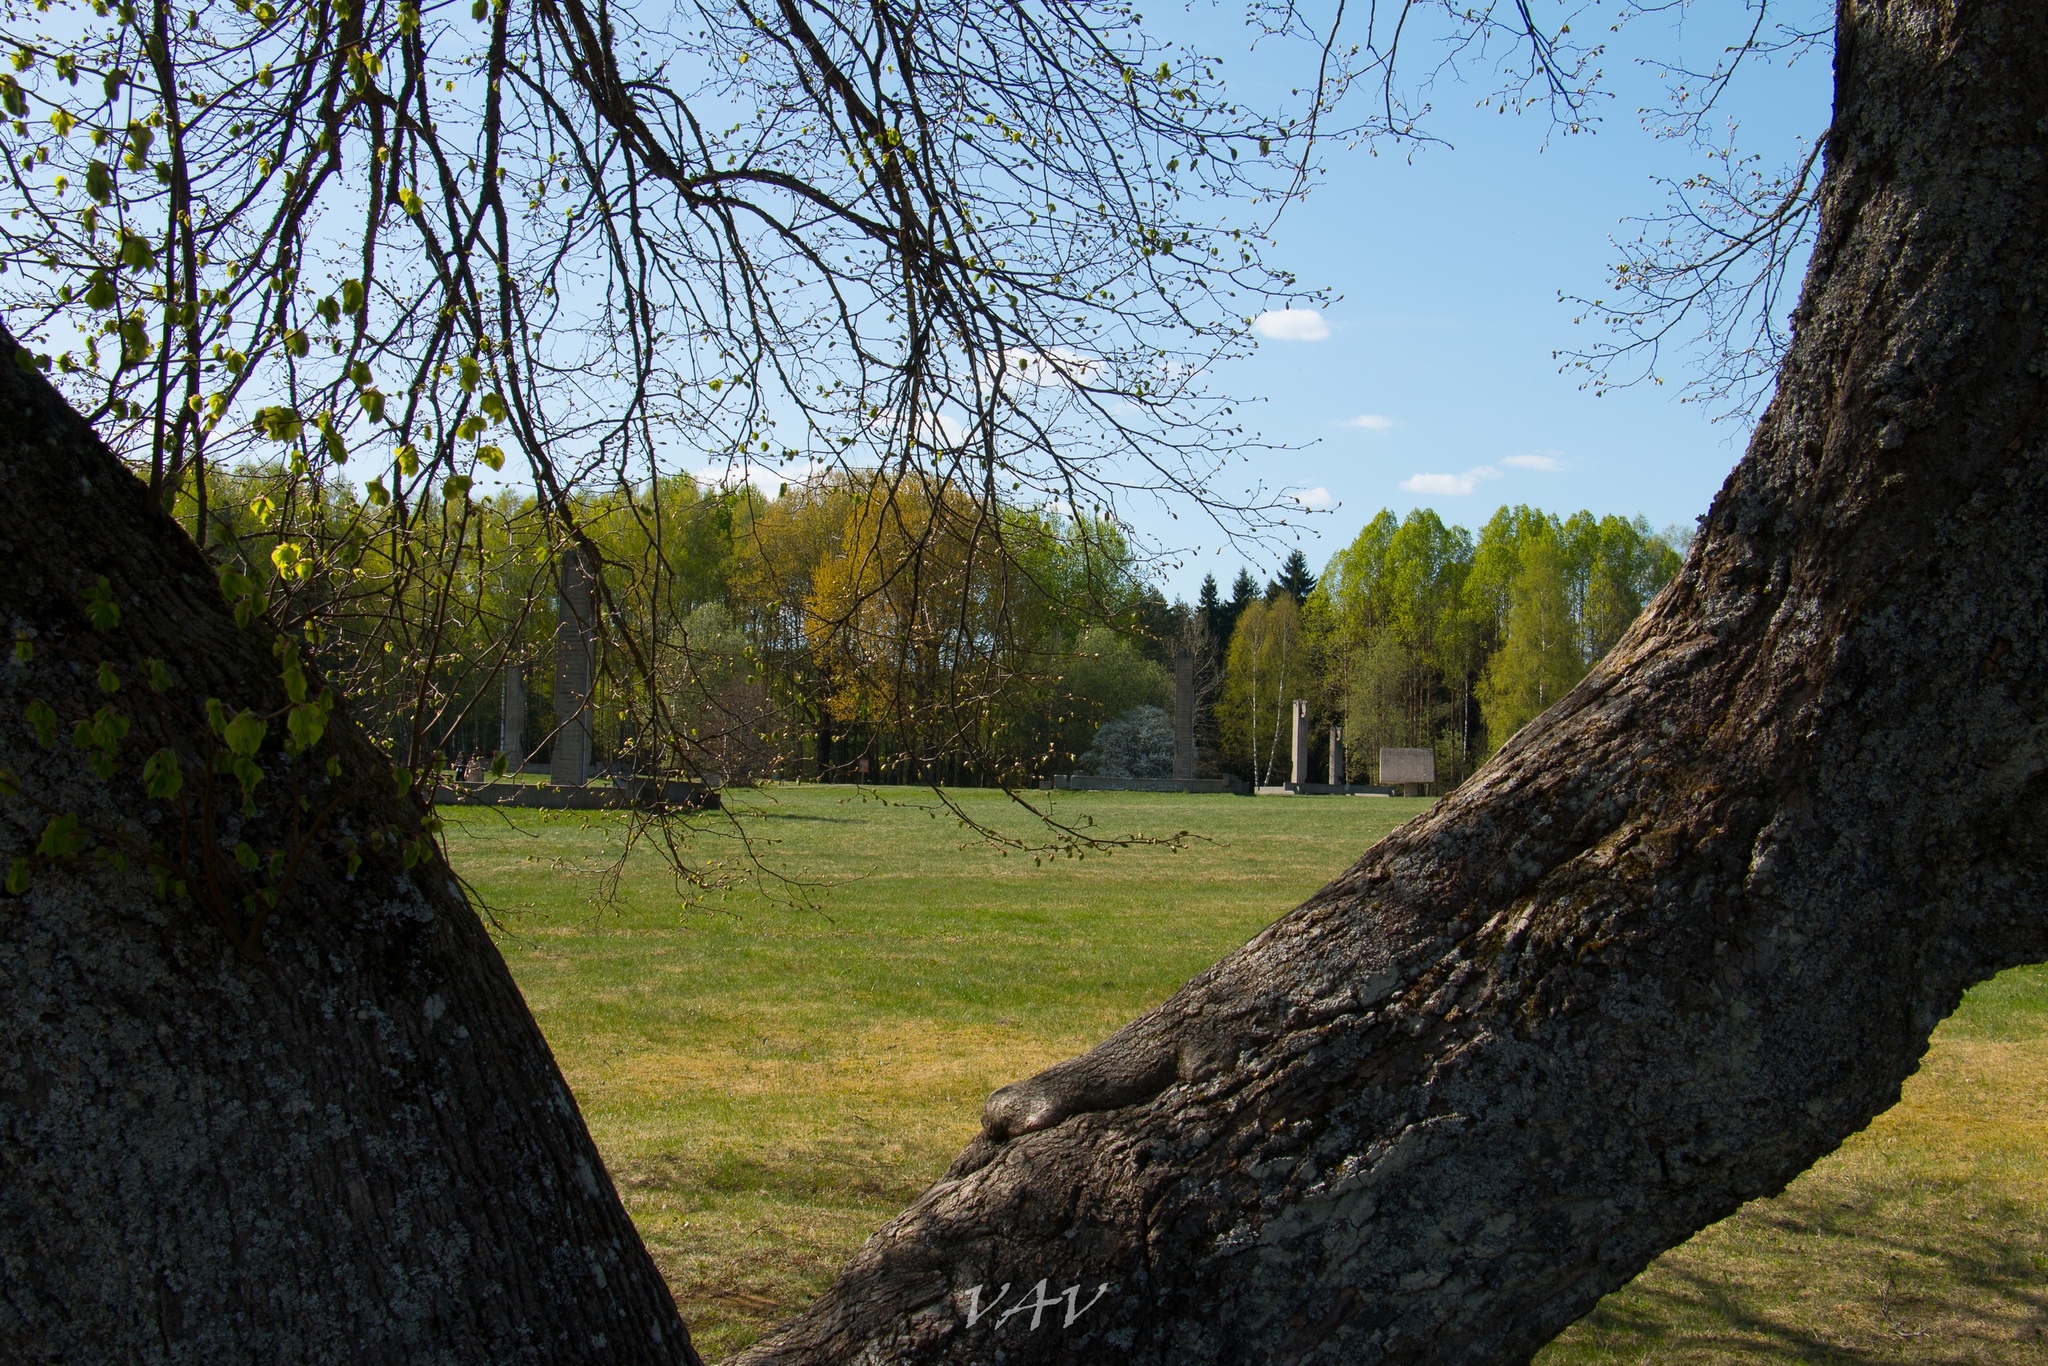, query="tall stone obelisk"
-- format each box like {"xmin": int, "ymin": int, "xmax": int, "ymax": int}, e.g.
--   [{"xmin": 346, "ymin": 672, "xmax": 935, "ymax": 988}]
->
[
  {"xmin": 1289, "ymin": 699, "xmax": 1309, "ymax": 788},
  {"xmin": 501, "ymin": 665, "xmax": 527, "ymax": 769},
  {"xmin": 550, "ymin": 547, "xmax": 597, "ymax": 786},
  {"xmin": 1172, "ymin": 647, "xmax": 1196, "ymax": 781}
]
